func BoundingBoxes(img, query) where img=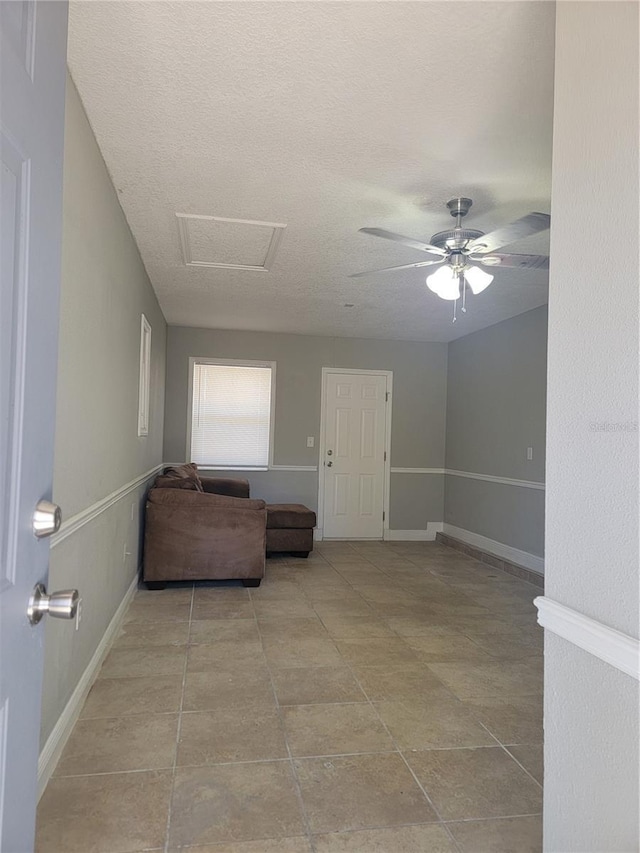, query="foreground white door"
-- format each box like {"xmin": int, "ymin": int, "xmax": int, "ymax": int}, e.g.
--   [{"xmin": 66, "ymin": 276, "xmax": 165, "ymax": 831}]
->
[
  {"xmin": 321, "ymin": 370, "xmax": 389, "ymax": 539},
  {"xmin": 0, "ymin": 3, "xmax": 68, "ymax": 850}
]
